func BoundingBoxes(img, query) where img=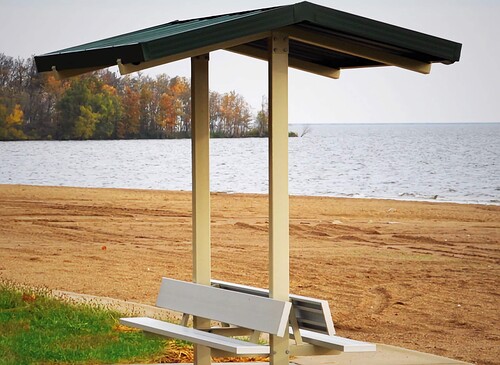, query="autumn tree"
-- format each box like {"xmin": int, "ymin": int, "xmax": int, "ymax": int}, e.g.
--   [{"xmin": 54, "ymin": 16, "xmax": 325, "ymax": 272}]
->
[
  {"xmin": 56, "ymin": 77, "xmax": 93, "ymax": 139},
  {"xmin": 169, "ymin": 76, "xmax": 191, "ymax": 136},
  {"xmin": 36, "ymin": 74, "xmax": 69, "ymax": 138},
  {"xmin": 117, "ymin": 84, "xmax": 141, "ymax": 138},
  {"xmin": 94, "ymin": 84, "xmax": 121, "ymax": 139},
  {"xmin": 0, "ymin": 55, "xmax": 29, "ymax": 139},
  {"xmin": 138, "ymin": 80, "xmax": 156, "ymax": 138},
  {"xmin": 157, "ymin": 92, "xmax": 177, "ymax": 135},
  {"xmin": 56, "ymin": 75, "xmax": 121, "ymax": 139},
  {"xmin": 209, "ymin": 91, "xmax": 222, "ymax": 135},
  {"xmin": 218, "ymin": 91, "xmax": 252, "ymax": 137},
  {"xmin": 0, "ymin": 54, "xmax": 14, "ymax": 90},
  {"xmin": 74, "ymin": 105, "xmax": 99, "ymax": 139},
  {"xmin": 0, "ymin": 103, "xmax": 26, "ymax": 140},
  {"xmin": 255, "ymin": 96, "xmax": 269, "ymax": 137}
]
